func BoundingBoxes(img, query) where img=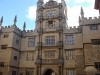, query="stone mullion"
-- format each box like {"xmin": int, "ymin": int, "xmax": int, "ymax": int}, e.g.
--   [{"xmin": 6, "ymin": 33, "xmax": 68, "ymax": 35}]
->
[
  {"xmin": 59, "ymin": 19, "xmax": 63, "ymax": 59},
  {"xmin": 38, "ymin": 21, "xmax": 42, "ymax": 59},
  {"xmin": 59, "ymin": 29, "xmax": 61, "ymax": 58}
]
